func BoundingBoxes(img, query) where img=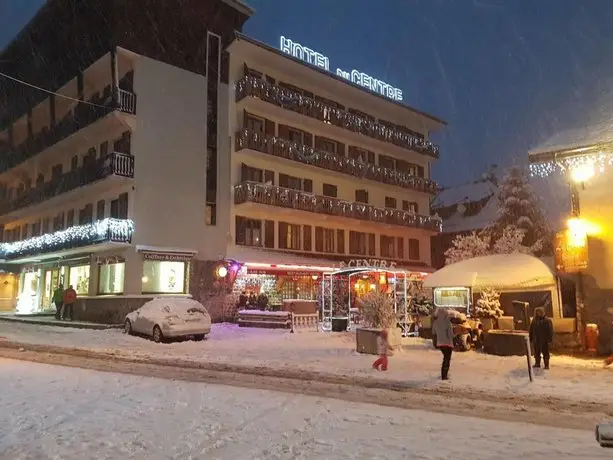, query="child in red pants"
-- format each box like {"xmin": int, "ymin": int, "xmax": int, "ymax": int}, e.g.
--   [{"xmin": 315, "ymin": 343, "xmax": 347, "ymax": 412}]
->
[{"xmin": 372, "ymin": 329, "xmax": 392, "ymax": 371}]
